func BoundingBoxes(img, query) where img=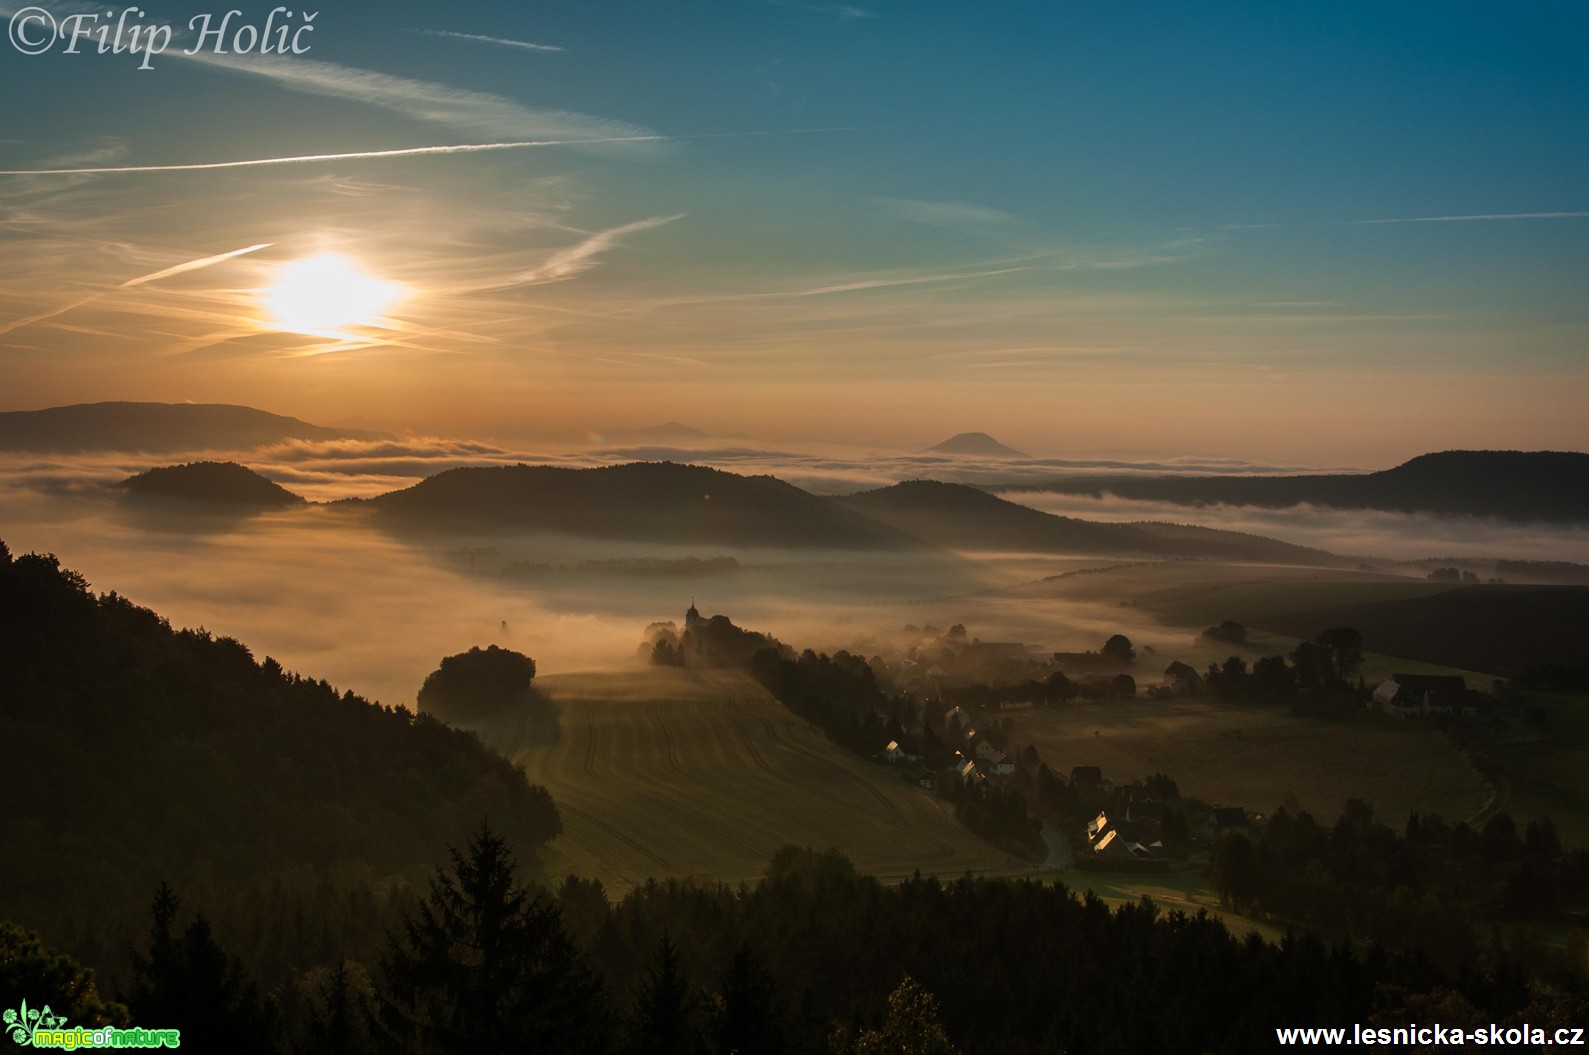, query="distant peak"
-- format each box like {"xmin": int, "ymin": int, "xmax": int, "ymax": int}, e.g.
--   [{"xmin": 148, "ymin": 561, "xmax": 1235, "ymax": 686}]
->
[{"xmin": 926, "ymin": 432, "xmax": 1028, "ymax": 458}]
